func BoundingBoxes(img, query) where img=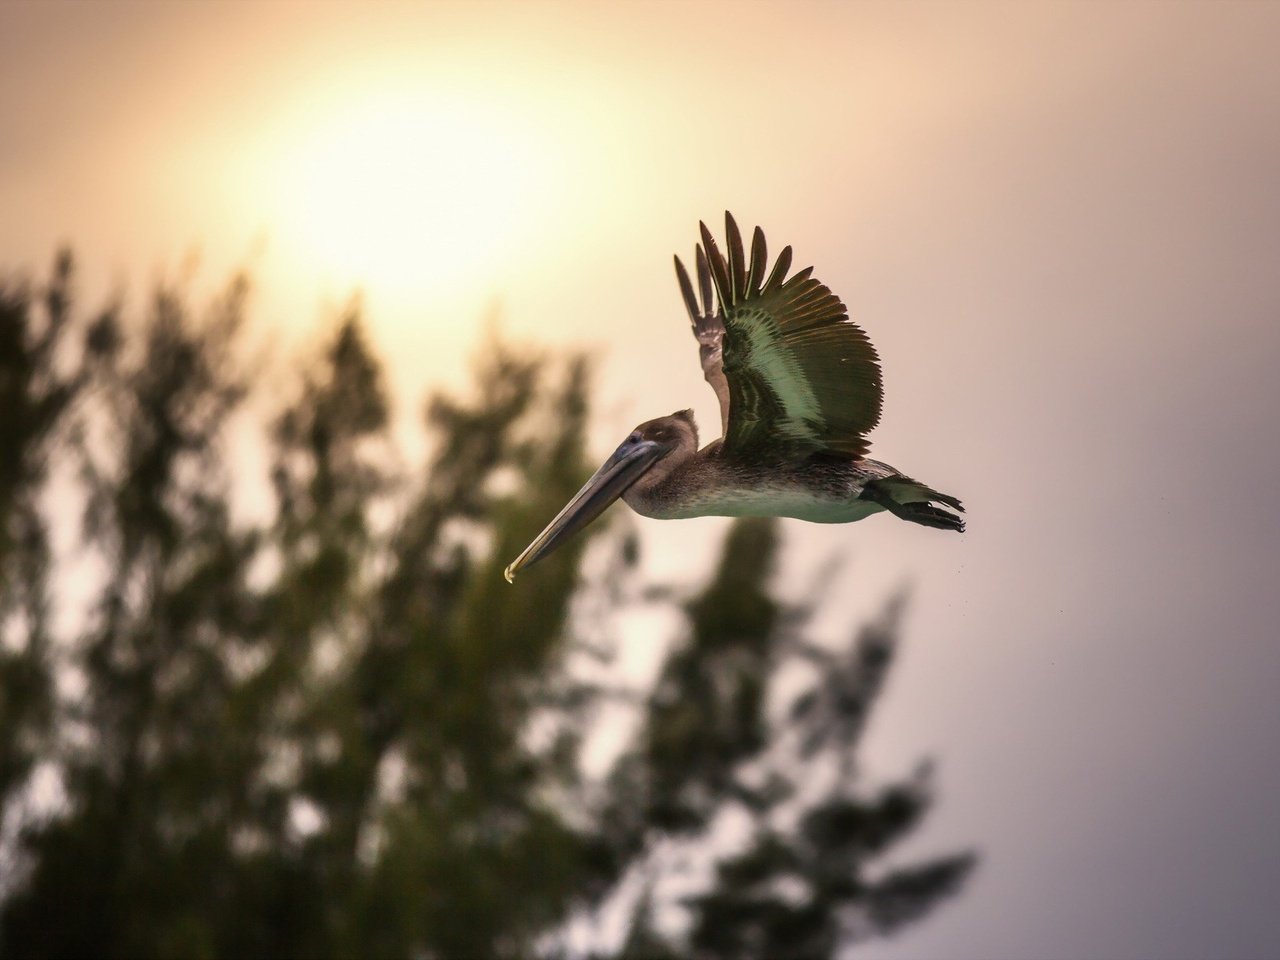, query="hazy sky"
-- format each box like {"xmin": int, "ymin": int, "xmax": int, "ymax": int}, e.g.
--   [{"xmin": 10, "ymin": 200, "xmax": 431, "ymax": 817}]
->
[{"xmin": 4, "ymin": 2, "xmax": 1280, "ymax": 957}]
